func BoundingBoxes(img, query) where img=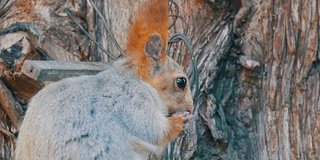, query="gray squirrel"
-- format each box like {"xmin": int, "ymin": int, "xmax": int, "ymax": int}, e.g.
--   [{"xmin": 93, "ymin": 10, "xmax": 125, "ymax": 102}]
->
[{"xmin": 15, "ymin": 0, "xmax": 194, "ymax": 159}]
